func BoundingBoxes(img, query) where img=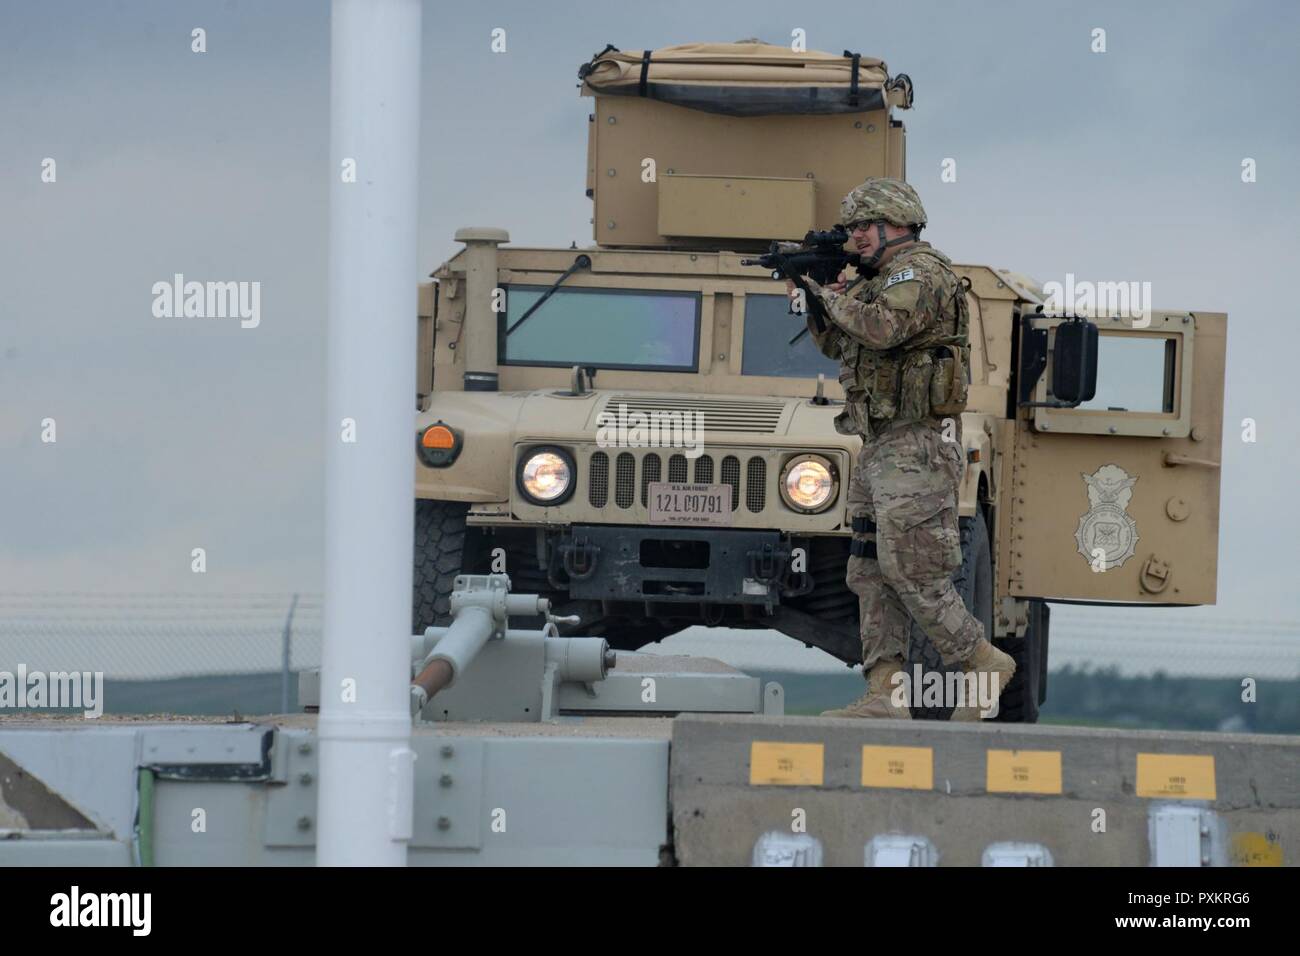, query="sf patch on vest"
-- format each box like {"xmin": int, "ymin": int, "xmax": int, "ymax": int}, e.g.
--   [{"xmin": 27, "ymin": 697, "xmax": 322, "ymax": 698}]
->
[{"xmin": 885, "ymin": 267, "xmax": 915, "ymax": 288}]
